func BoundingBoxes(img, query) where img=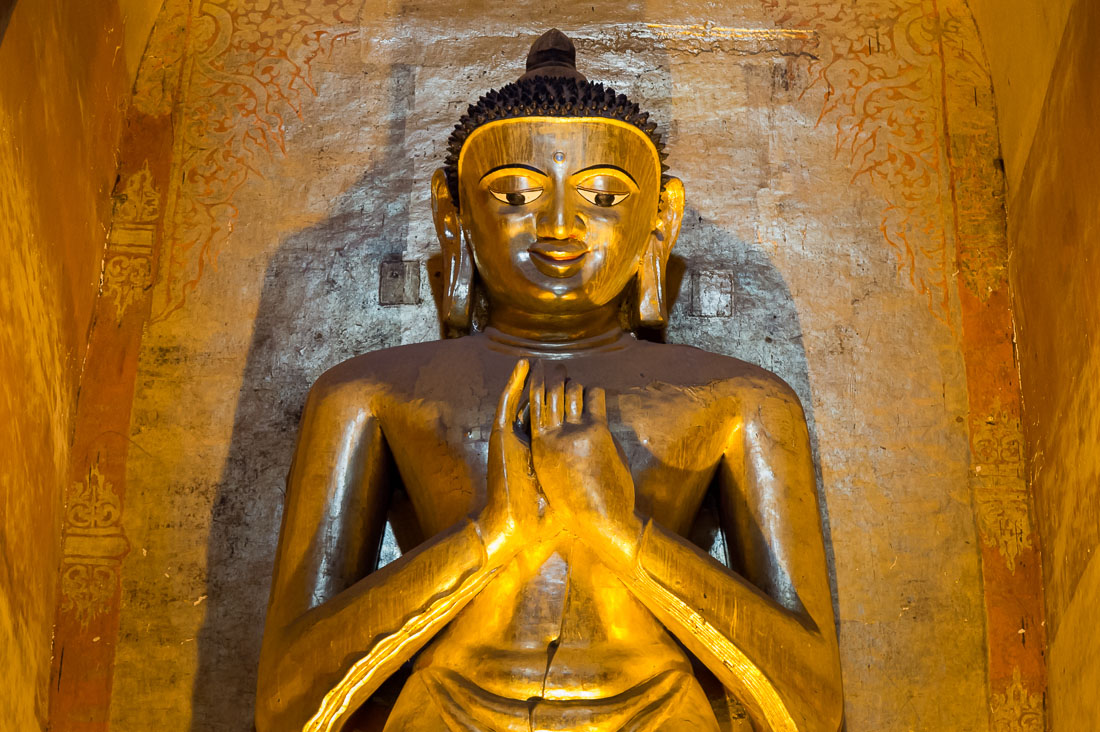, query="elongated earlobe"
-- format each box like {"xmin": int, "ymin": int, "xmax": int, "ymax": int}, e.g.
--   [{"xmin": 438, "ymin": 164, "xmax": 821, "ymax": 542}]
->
[
  {"xmin": 431, "ymin": 168, "xmax": 474, "ymax": 333},
  {"xmin": 635, "ymin": 178, "xmax": 685, "ymax": 328}
]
